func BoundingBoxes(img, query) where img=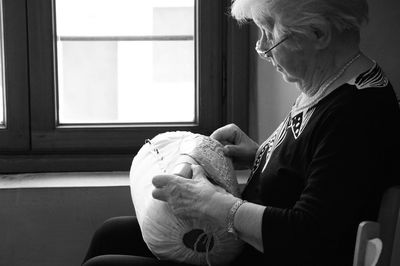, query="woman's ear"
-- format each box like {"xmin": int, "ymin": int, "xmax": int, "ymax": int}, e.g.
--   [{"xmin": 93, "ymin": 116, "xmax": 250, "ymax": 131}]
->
[{"xmin": 311, "ymin": 24, "xmax": 331, "ymax": 50}]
